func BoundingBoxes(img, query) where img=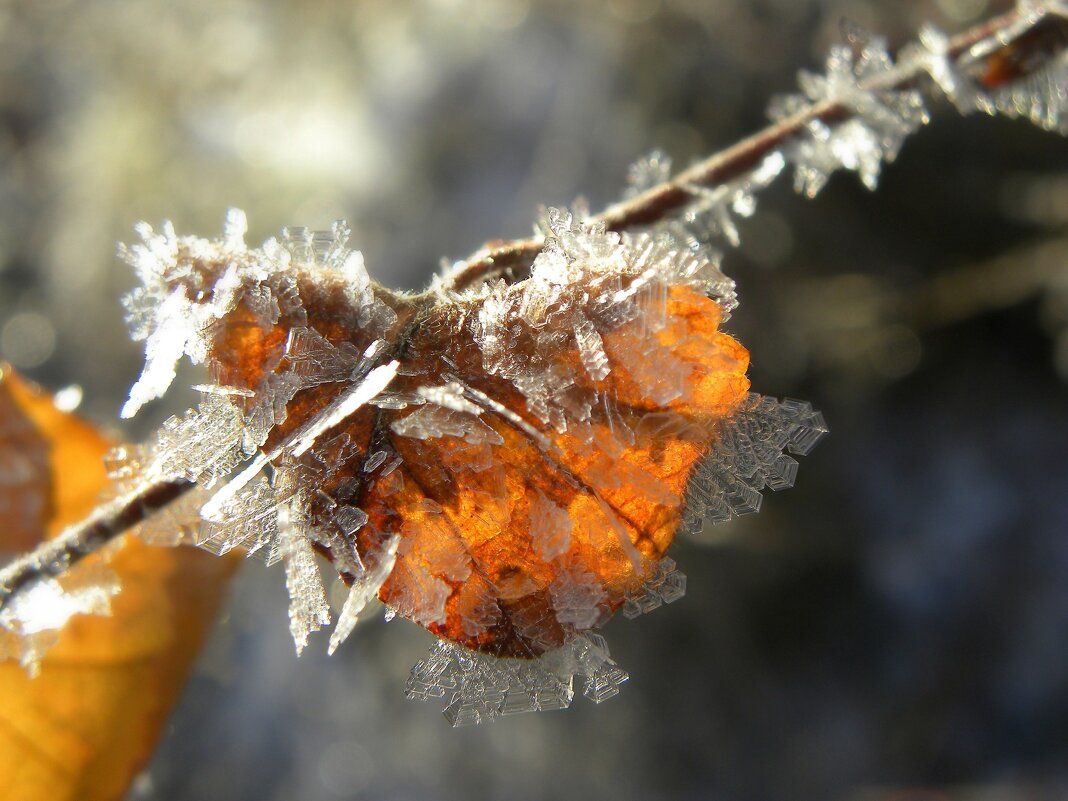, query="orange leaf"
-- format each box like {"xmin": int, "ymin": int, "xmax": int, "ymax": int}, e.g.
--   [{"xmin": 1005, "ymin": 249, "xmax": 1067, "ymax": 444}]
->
[{"xmin": 0, "ymin": 365, "xmax": 240, "ymax": 801}]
